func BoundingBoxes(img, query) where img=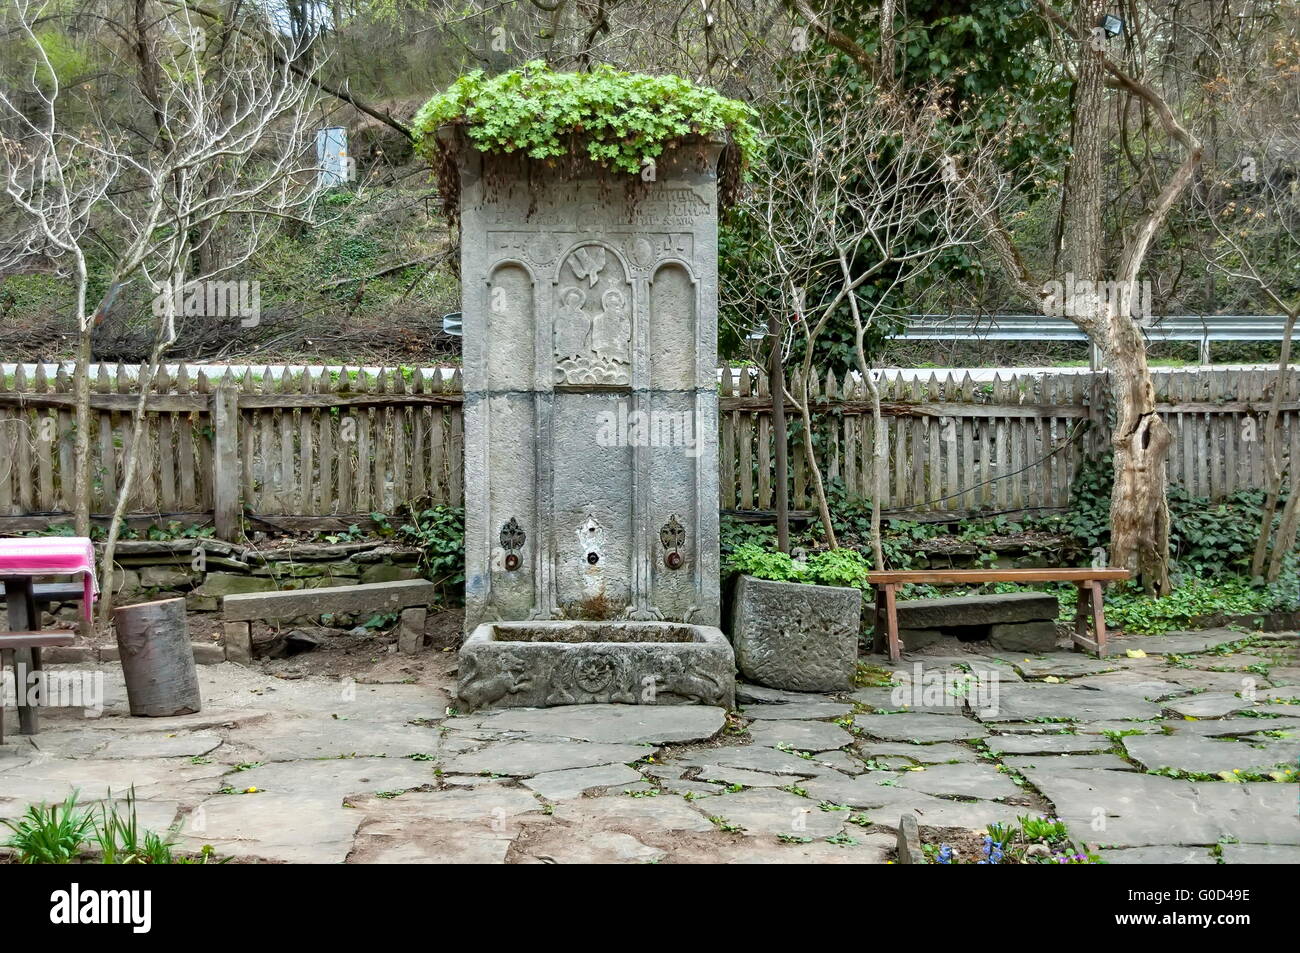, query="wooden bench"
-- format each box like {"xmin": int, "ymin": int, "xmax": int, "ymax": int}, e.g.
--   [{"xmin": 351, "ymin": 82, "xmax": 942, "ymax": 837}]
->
[{"xmin": 866, "ymin": 568, "xmax": 1132, "ymax": 662}]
